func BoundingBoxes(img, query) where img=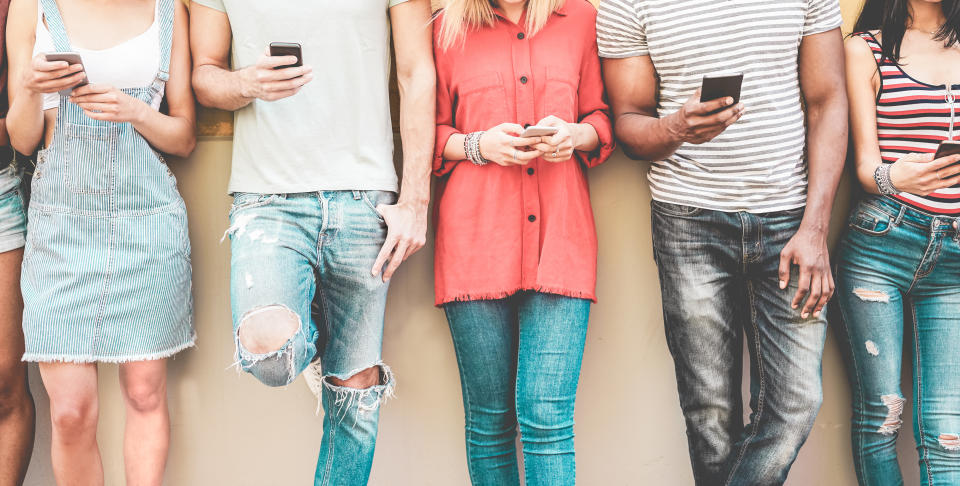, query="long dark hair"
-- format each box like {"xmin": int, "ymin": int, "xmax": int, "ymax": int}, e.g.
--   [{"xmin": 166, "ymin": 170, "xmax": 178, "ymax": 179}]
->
[{"xmin": 854, "ymin": 0, "xmax": 960, "ymax": 64}]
